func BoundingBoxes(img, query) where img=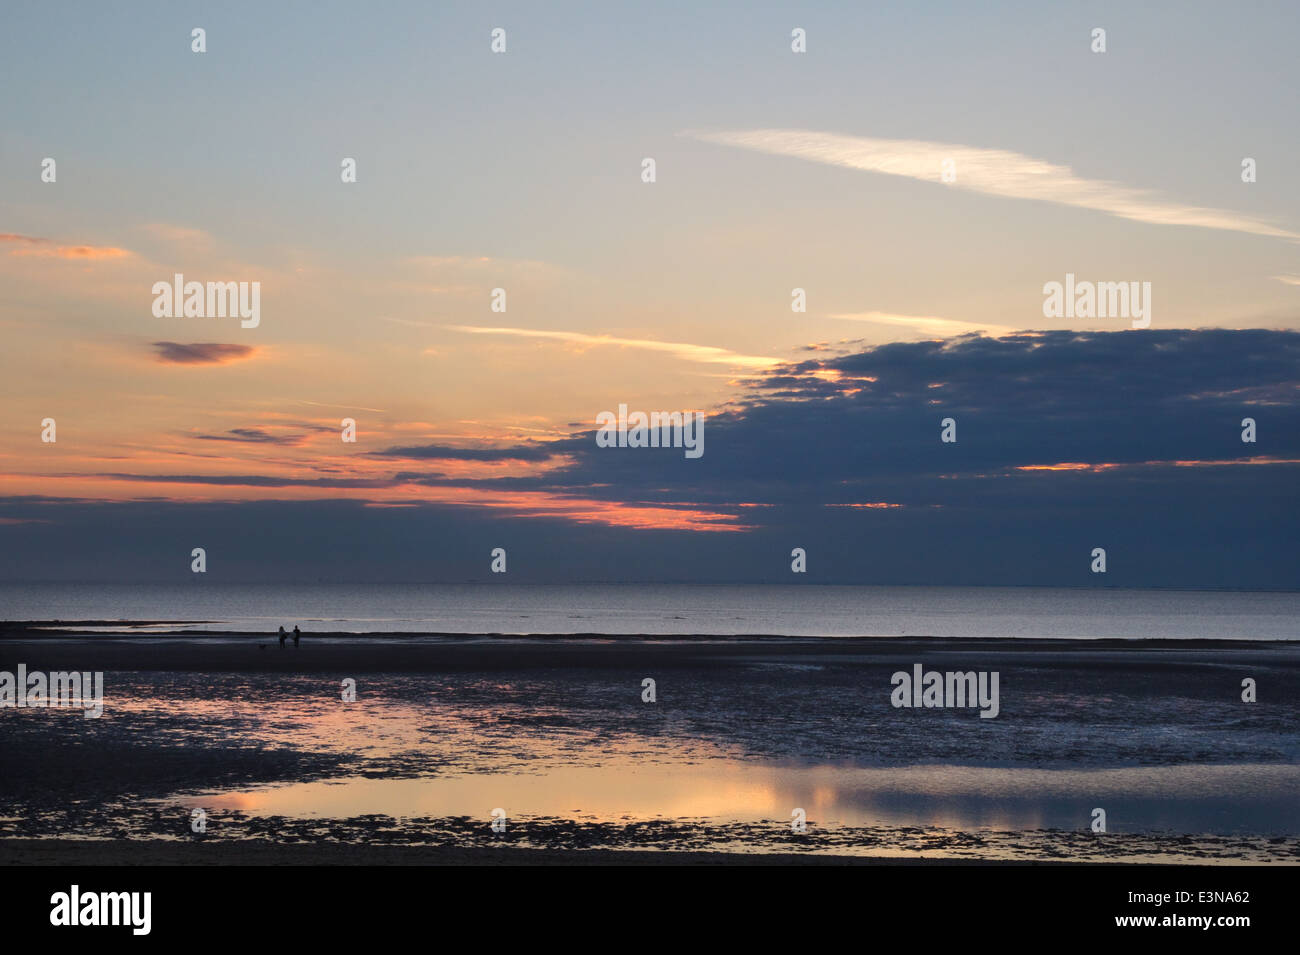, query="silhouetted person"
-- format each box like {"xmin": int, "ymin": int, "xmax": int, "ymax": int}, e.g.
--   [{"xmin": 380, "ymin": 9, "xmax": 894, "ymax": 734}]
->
[
  {"xmin": 278, "ymin": 626, "xmax": 287, "ymax": 649},
  {"xmin": 293, "ymin": 625, "xmax": 301, "ymax": 648}
]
